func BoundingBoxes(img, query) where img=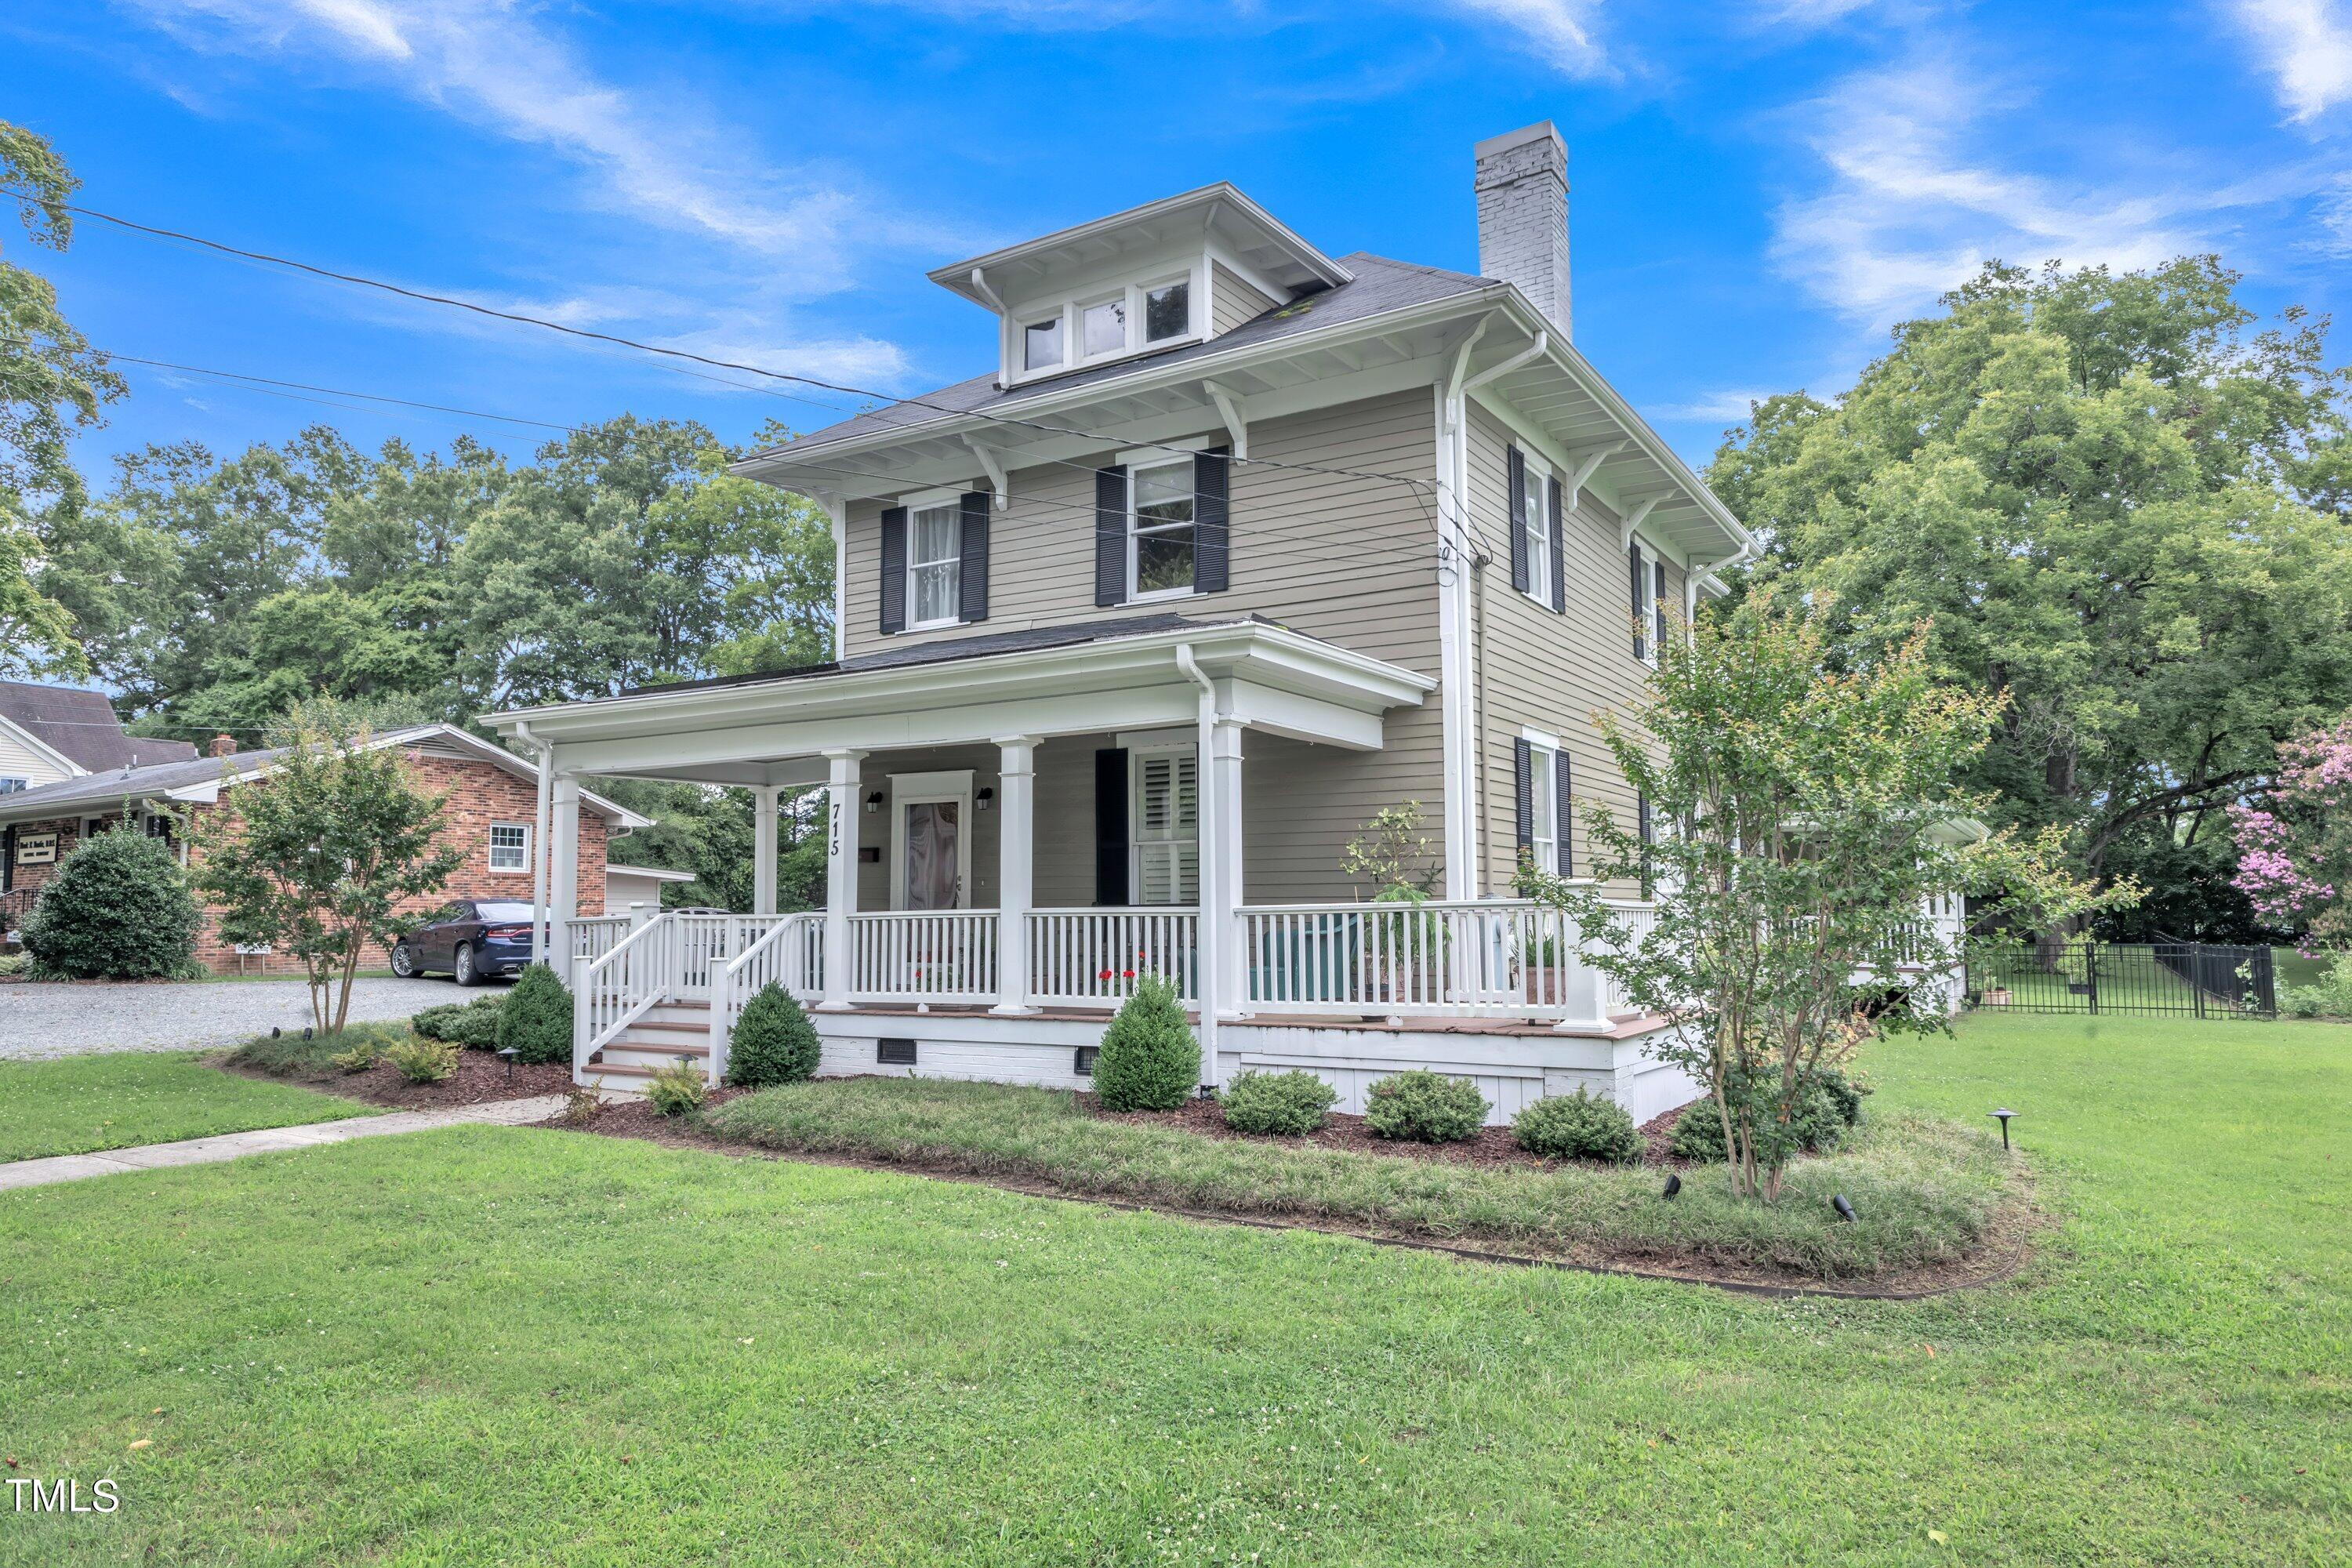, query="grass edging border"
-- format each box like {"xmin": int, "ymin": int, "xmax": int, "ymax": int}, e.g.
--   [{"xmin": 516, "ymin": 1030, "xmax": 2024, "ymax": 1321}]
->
[{"xmin": 554, "ymin": 1091, "xmax": 2042, "ymax": 1301}]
